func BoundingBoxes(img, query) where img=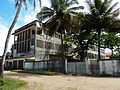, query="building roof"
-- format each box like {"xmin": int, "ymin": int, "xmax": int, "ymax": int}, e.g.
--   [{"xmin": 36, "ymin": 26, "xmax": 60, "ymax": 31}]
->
[{"xmin": 12, "ymin": 20, "xmax": 38, "ymax": 35}]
